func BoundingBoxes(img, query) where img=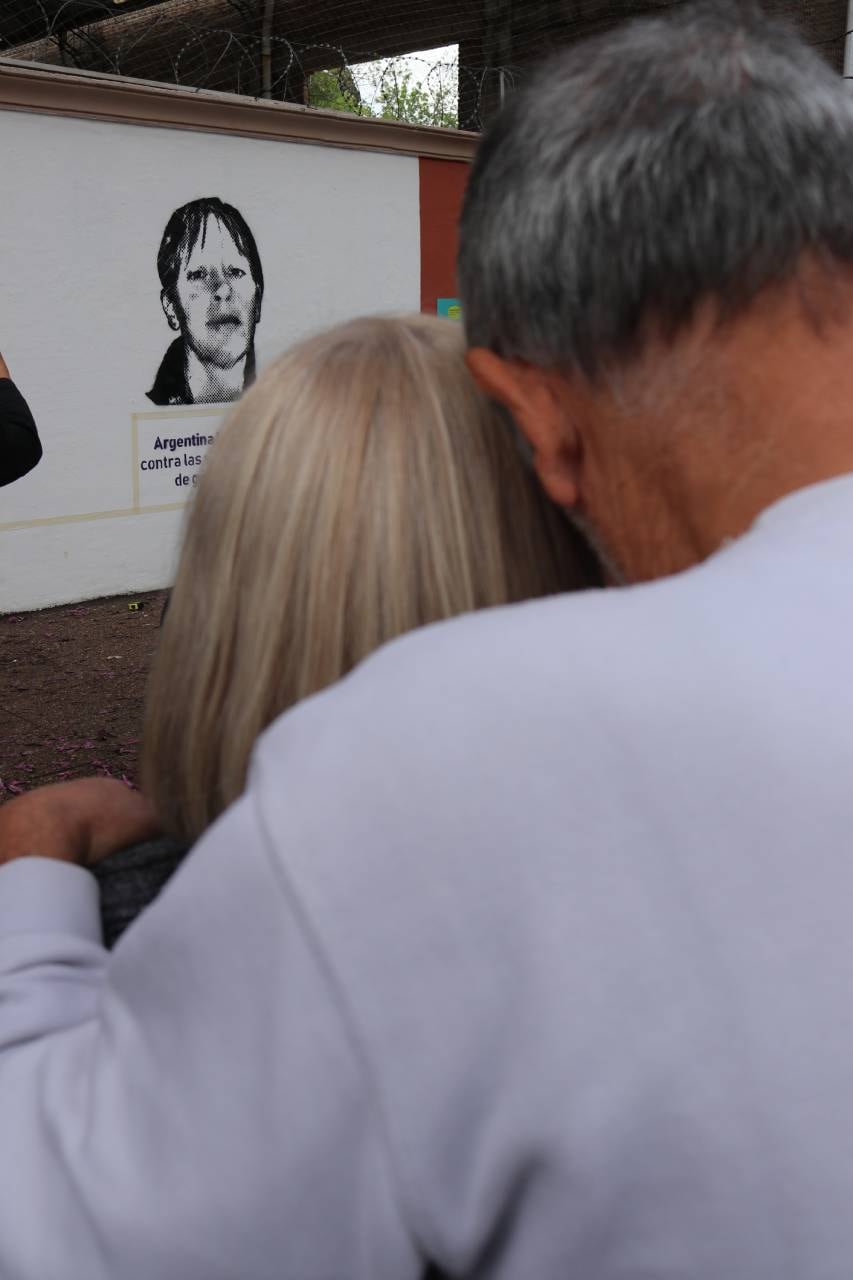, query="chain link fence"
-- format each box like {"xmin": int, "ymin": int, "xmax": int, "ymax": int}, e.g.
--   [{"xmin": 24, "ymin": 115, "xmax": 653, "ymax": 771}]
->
[{"xmin": 0, "ymin": 2, "xmax": 846, "ymax": 131}]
